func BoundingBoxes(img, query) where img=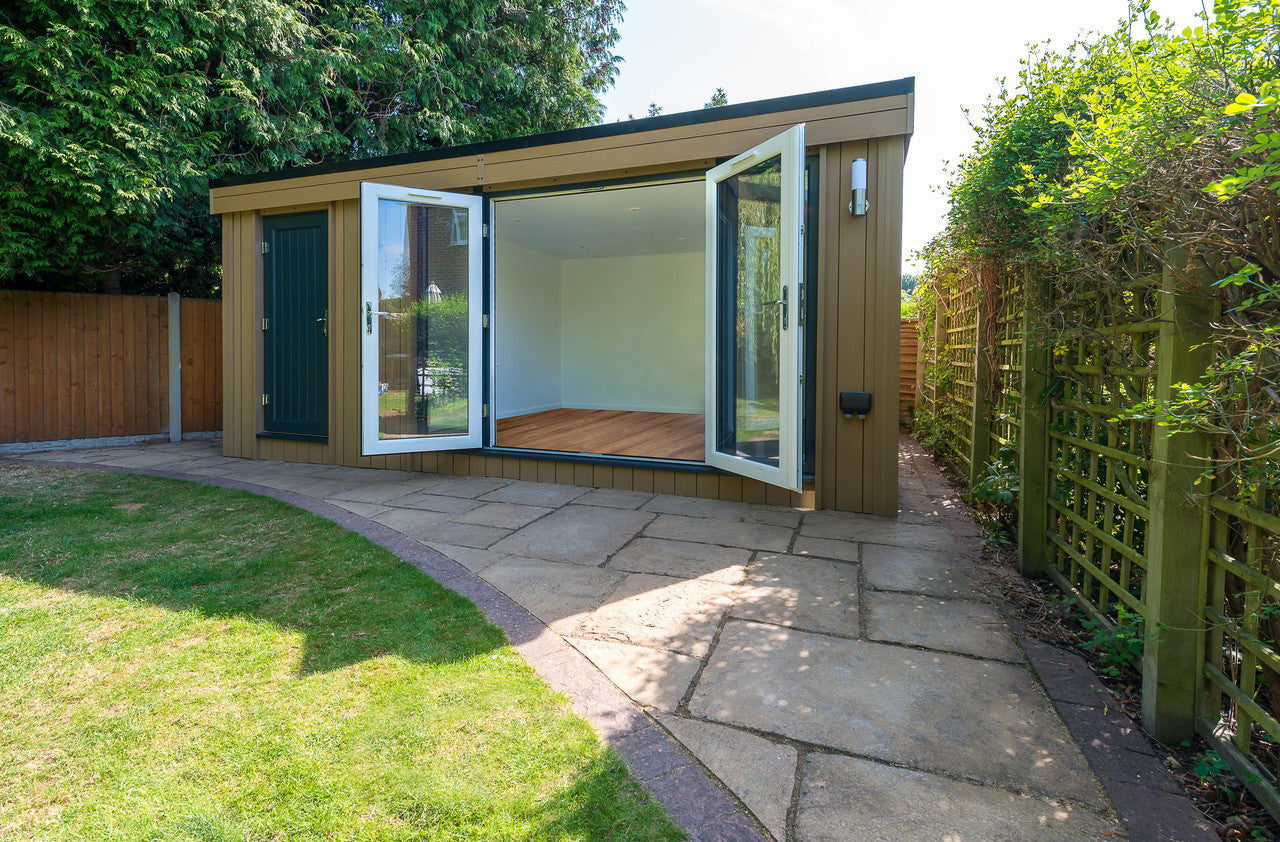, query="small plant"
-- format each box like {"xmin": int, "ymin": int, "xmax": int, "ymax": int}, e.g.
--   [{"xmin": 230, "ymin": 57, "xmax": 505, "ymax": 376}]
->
[
  {"xmin": 972, "ymin": 446, "xmax": 1020, "ymax": 521},
  {"xmin": 978, "ymin": 519, "xmax": 1013, "ymax": 549},
  {"xmin": 1079, "ymin": 605, "xmax": 1146, "ymax": 678},
  {"xmin": 1192, "ymin": 749, "xmax": 1240, "ymax": 804}
]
